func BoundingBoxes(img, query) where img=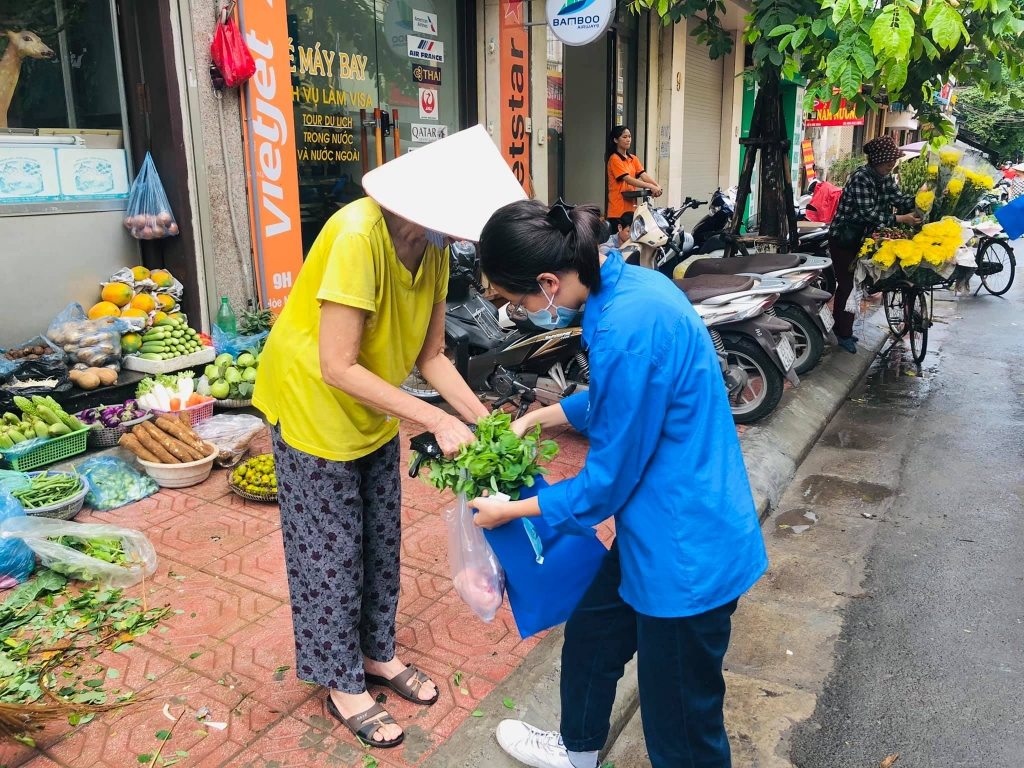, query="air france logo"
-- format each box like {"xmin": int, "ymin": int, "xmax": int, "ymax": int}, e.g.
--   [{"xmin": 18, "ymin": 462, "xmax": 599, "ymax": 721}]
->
[{"xmin": 407, "ymin": 35, "xmax": 444, "ymax": 62}]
